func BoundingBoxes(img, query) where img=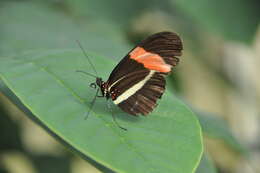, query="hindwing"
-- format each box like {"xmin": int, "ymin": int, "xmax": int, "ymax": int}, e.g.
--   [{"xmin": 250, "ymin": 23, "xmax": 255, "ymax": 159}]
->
[{"xmin": 109, "ymin": 70, "xmax": 165, "ymax": 115}]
